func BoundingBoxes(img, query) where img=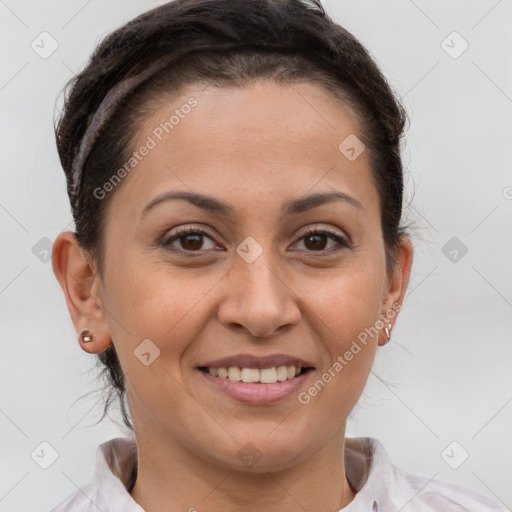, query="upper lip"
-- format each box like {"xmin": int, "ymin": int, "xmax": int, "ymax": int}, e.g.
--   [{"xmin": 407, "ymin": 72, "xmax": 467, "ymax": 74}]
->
[{"xmin": 199, "ymin": 353, "xmax": 315, "ymax": 369}]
